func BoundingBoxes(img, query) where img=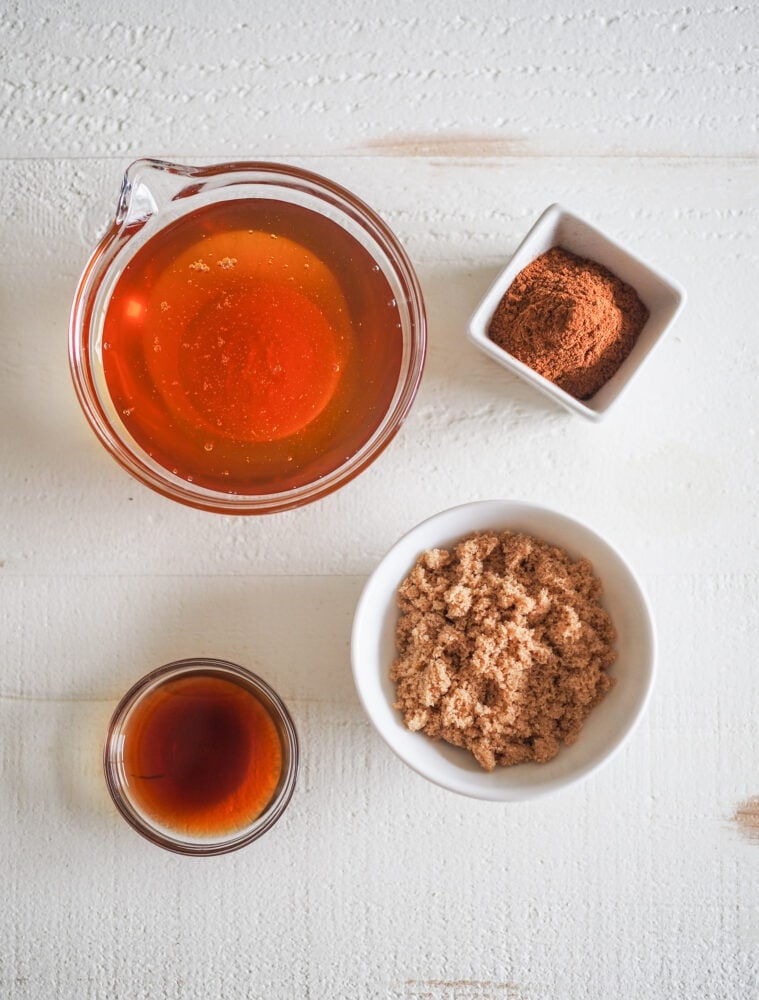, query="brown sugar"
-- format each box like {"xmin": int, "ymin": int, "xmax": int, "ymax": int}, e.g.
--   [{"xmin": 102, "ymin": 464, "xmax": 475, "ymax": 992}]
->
[
  {"xmin": 390, "ymin": 530, "xmax": 617, "ymax": 771},
  {"xmin": 487, "ymin": 247, "xmax": 649, "ymax": 400}
]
